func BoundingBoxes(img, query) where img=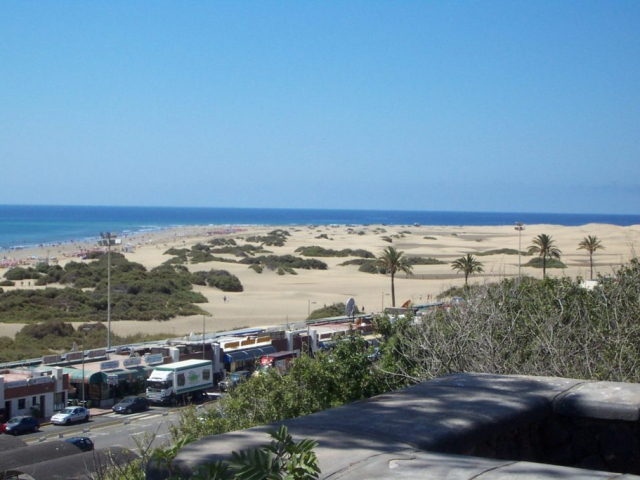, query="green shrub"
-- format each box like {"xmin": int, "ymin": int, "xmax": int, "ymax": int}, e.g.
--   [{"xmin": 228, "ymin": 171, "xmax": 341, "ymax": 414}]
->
[
  {"xmin": 406, "ymin": 257, "xmax": 446, "ymax": 265},
  {"xmin": 295, "ymin": 246, "xmax": 374, "ymax": 258},
  {"xmin": 249, "ymin": 264, "xmax": 263, "ymax": 274},
  {"xmin": 358, "ymin": 261, "xmax": 382, "ymax": 274},
  {"xmin": 307, "ymin": 302, "xmax": 361, "ymax": 320},
  {"xmin": 240, "ymin": 255, "xmax": 327, "ymax": 273},
  {"xmin": 523, "ymin": 257, "xmax": 566, "ymax": 269},
  {"xmin": 4, "ymin": 267, "xmax": 41, "ymax": 281},
  {"xmin": 476, "ymin": 248, "xmax": 529, "ymax": 256},
  {"xmin": 206, "ymin": 270, "xmax": 244, "ymax": 292},
  {"xmin": 0, "ymin": 280, "xmax": 15, "ymax": 287},
  {"xmin": 381, "ymin": 236, "xmax": 392, "ymax": 243}
]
